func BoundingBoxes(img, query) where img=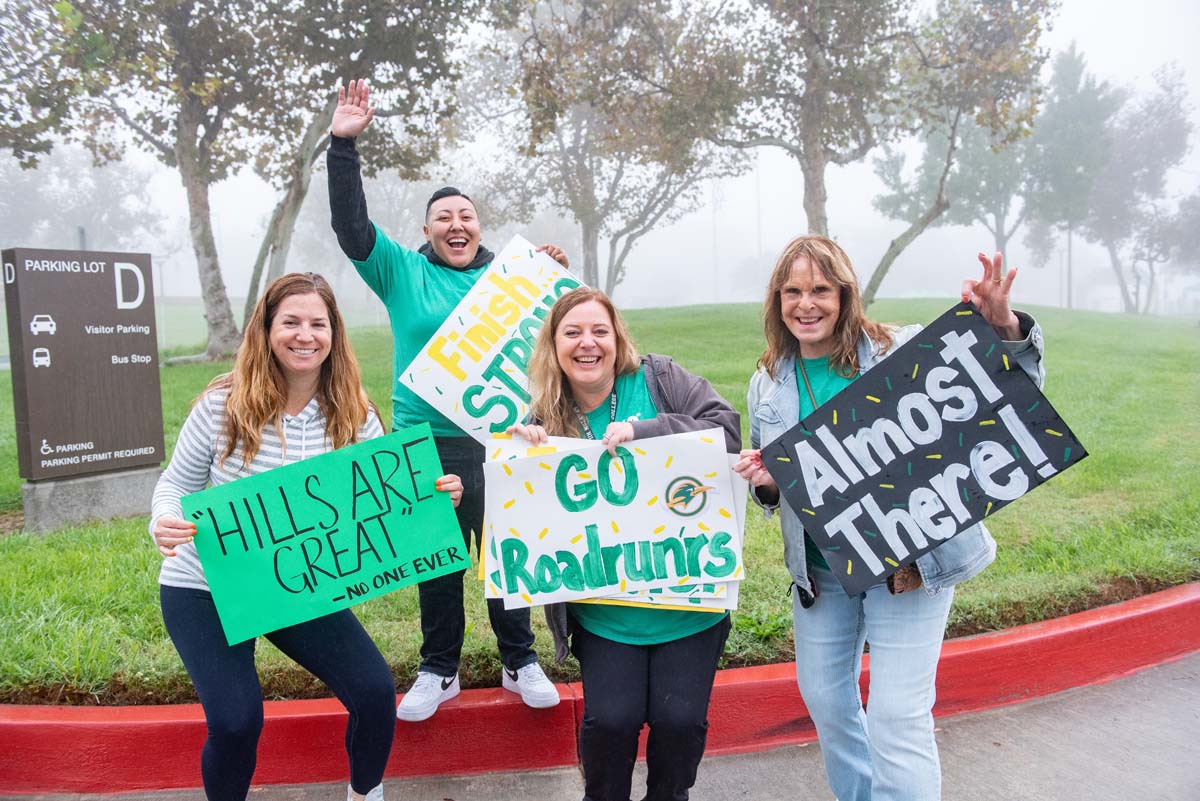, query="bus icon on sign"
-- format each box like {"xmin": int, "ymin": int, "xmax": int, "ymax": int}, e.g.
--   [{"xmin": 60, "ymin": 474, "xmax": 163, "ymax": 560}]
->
[
  {"xmin": 32, "ymin": 348, "xmax": 51, "ymax": 368},
  {"xmin": 30, "ymin": 314, "xmax": 57, "ymax": 335}
]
